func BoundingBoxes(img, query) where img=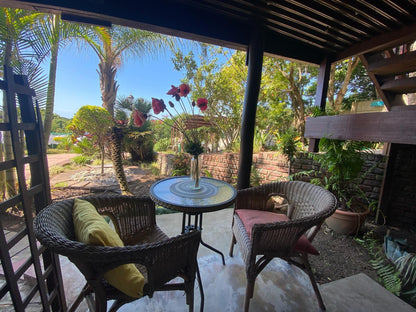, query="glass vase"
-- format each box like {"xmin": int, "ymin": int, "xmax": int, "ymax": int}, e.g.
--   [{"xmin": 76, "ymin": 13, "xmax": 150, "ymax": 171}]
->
[{"xmin": 190, "ymin": 155, "xmax": 201, "ymax": 190}]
